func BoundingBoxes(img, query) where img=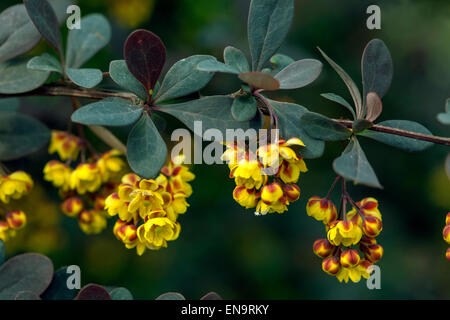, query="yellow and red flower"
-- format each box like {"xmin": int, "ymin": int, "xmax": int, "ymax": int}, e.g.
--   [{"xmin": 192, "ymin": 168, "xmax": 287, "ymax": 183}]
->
[
  {"xmin": 313, "ymin": 239, "xmax": 335, "ymax": 258},
  {"xmin": 48, "ymin": 130, "xmax": 82, "ymax": 161},
  {"xmin": 306, "ymin": 197, "xmax": 337, "ymax": 225},
  {"xmin": 61, "ymin": 197, "xmax": 84, "ymax": 218},
  {"xmin": 327, "ymin": 220, "xmax": 363, "ymax": 247},
  {"xmin": 43, "ymin": 161, "xmax": 72, "ymax": 192},
  {"xmin": 6, "ymin": 210, "xmax": 27, "ymax": 230},
  {"xmin": 69, "ymin": 163, "xmax": 102, "ymax": 194},
  {"xmin": 0, "ymin": 171, "xmax": 33, "ymax": 204},
  {"xmin": 78, "ymin": 209, "xmax": 107, "ymax": 235}
]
